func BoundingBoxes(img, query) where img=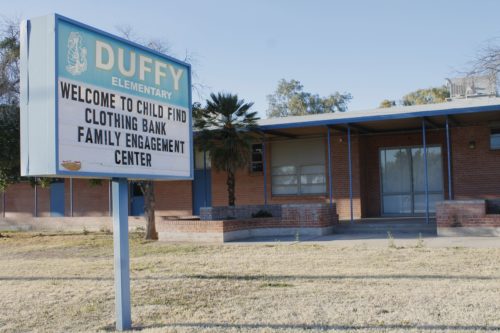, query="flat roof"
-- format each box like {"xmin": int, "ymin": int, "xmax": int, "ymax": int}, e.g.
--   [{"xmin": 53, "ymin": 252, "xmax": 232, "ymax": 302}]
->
[{"xmin": 258, "ymin": 97, "xmax": 500, "ymax": 130}]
